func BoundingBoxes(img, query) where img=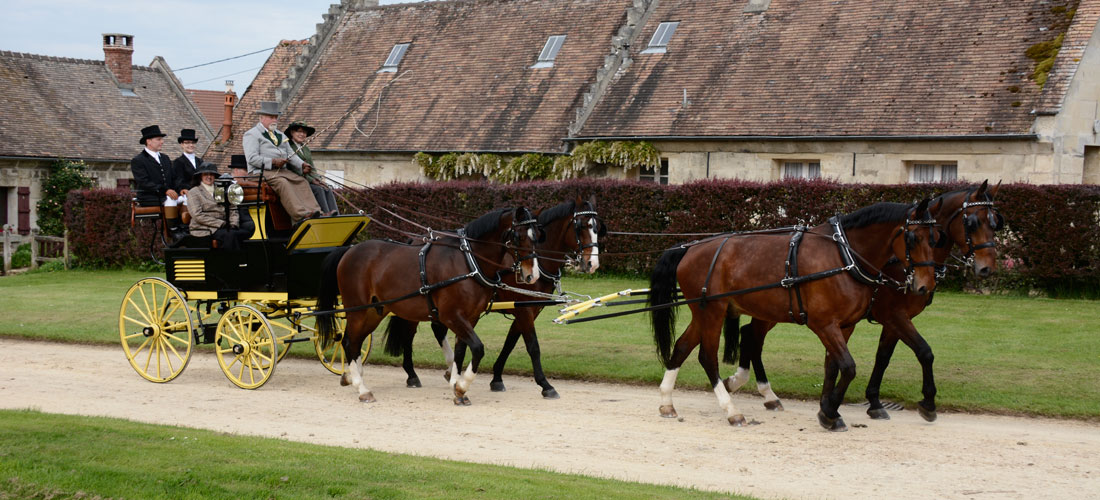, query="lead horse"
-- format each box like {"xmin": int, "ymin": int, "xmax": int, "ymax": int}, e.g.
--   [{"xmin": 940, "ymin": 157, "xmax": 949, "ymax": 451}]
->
[
  {"xmin": 316, "ymin": 207, "xmax": 541, "ymax": 405},
  {"xmin": 727, "ymin": 181, "xmax": 1002, "ymax": 421},
  {"xmin": 388, "ymin": 197, "xmax": 605, "ymax": 398},
  {"xmin": 648, "ymin": 200, "xmax": 939, "ymax": 431}
]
